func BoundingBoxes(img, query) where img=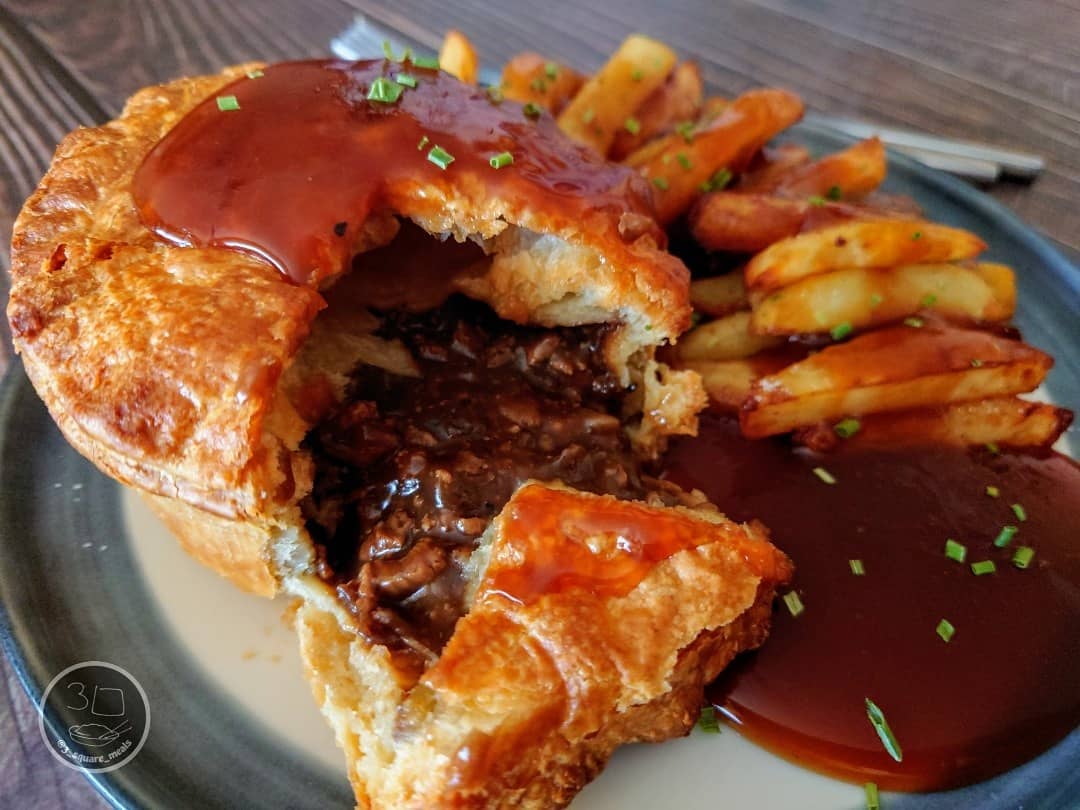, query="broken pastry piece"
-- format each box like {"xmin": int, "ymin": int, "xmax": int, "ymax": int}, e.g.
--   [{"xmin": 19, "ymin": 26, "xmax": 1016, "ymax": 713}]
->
[
  {"xmin": 8, "ymin": 57, "xmax": 792, "ymax": 806},
  {"xmin": 297, "ymin": 483, "xmax": 792, "ymax": 809}
]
